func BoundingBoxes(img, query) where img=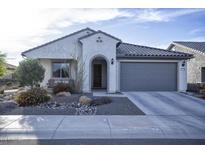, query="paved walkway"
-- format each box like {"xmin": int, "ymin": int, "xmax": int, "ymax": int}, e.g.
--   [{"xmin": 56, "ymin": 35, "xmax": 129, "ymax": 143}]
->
[
  {"xmin": 93, "ymin": 91, "xmax": 125, "ymax": 97},
  {"xmin": 1, "ymin": 115, "xmax": 205, "ymax": 140}
]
